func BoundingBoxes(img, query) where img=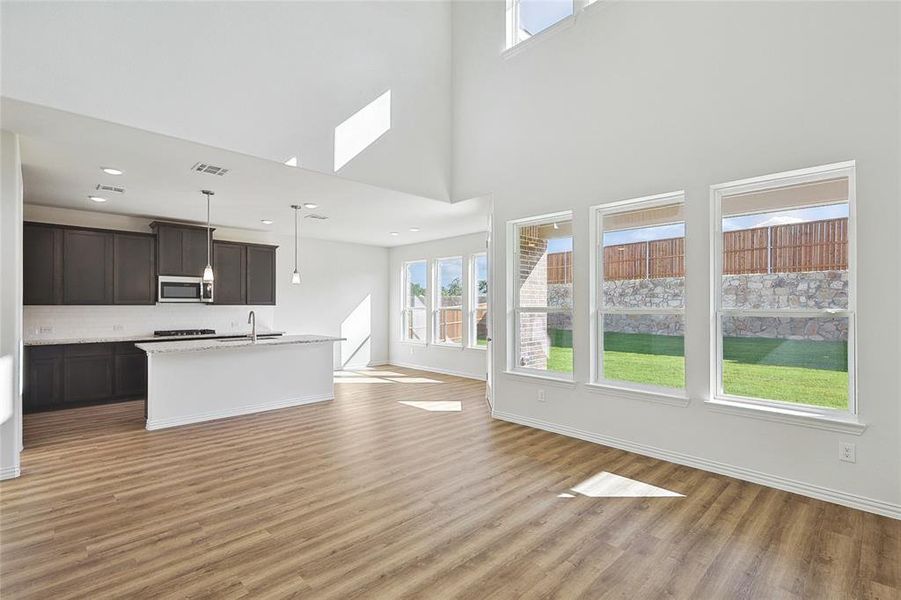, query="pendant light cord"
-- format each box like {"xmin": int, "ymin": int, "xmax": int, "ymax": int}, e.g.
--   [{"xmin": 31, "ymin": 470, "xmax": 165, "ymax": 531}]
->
[
  {"xmin": 294, "ymin": 207, "xmax": 298, "ymax": 272},
  {"xmin": 206, "ymin": 192, "xmax": 211, "ymax": 267}
]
